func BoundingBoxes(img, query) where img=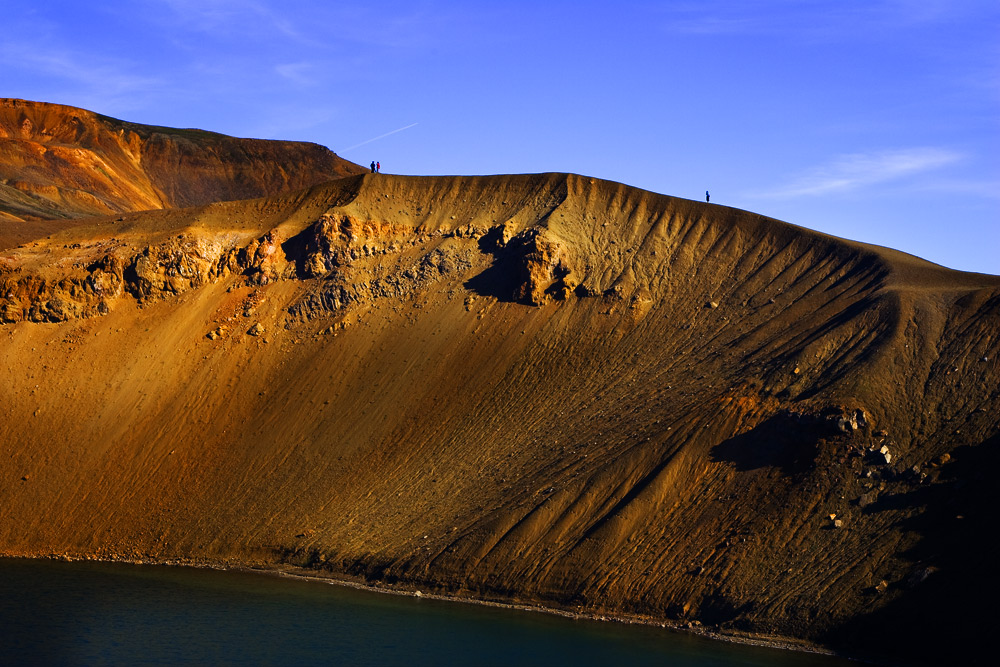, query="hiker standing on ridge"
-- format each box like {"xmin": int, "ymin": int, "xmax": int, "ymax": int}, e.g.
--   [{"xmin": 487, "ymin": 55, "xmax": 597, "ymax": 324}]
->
[
  {"xmin": 706, "ymin": 191, "xmax": 710, "ymax": 203},
  {"xmin": 370, "ymin": 161, "xmax": 376, "ymax": 173},
  {"xmin": 376, "ymin": 161, "xmax": 381, "ymax": 173}
]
